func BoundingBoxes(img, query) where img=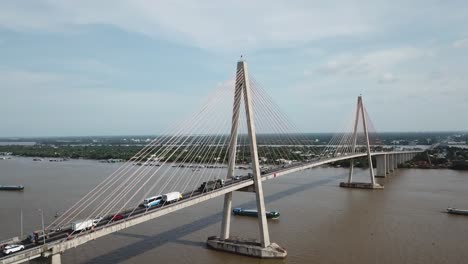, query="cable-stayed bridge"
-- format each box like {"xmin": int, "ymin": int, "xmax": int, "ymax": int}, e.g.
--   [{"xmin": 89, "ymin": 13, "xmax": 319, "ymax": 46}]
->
[{"xmin": 0, "ymin": 60, "xmax": 422, "ymax": 263}]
